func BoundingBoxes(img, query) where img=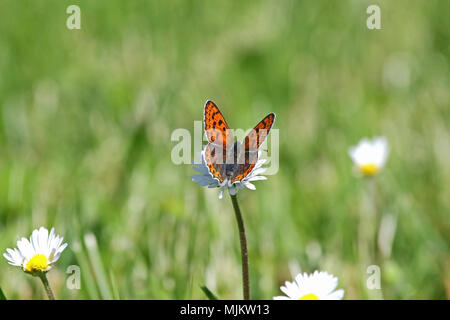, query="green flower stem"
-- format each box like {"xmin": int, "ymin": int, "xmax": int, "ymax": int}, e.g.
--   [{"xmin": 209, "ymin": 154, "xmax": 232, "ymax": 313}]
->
[
  {"xmin": 38, "ymin": 272, "xmax": 55, "ymax": 300},
  {"xmin": 230, "ymin": 194, "xmax": 250, "ymax": 300}
]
